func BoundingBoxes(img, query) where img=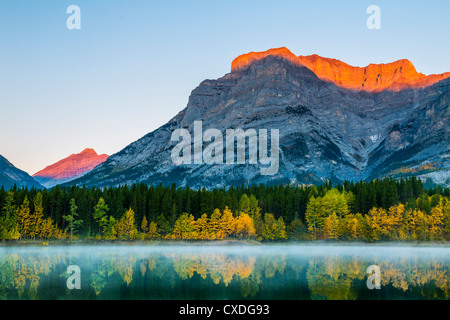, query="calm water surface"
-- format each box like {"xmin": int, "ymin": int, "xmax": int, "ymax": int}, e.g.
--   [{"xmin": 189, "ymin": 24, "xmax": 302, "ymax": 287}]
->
[{"xmin": 0, "ymin": 244, "xmax": 448, "ymax": 300}]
